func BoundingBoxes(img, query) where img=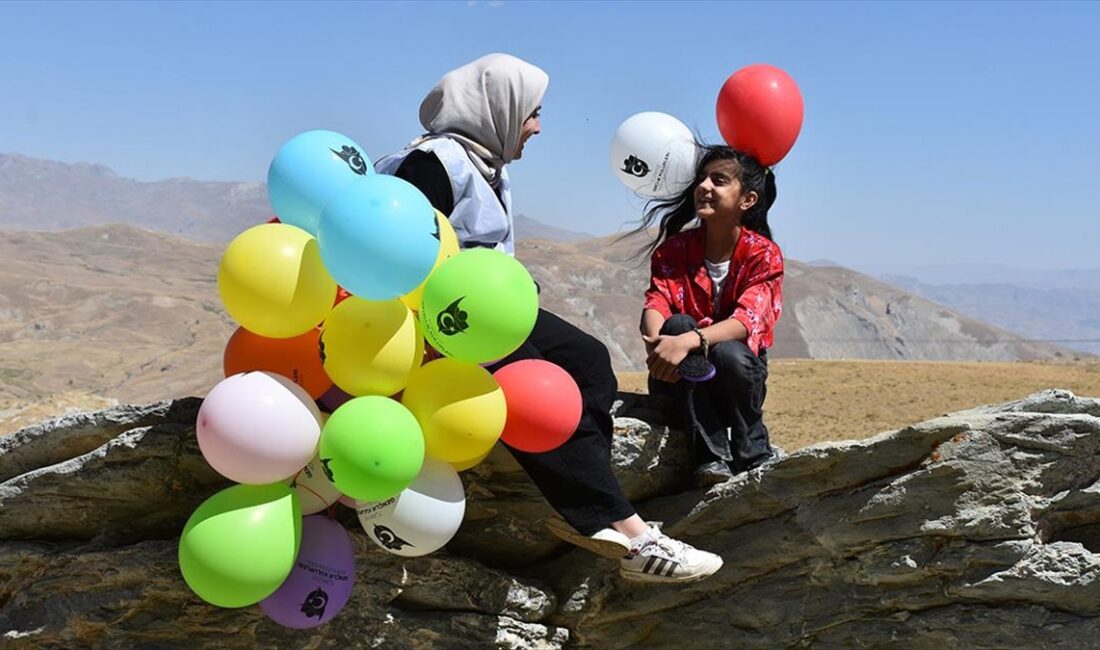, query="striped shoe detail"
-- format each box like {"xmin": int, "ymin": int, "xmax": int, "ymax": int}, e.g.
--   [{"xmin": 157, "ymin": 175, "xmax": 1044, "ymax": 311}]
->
[{"xmin": 642, "ymin": 556, "xmax": 680, "ymax": 577}]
